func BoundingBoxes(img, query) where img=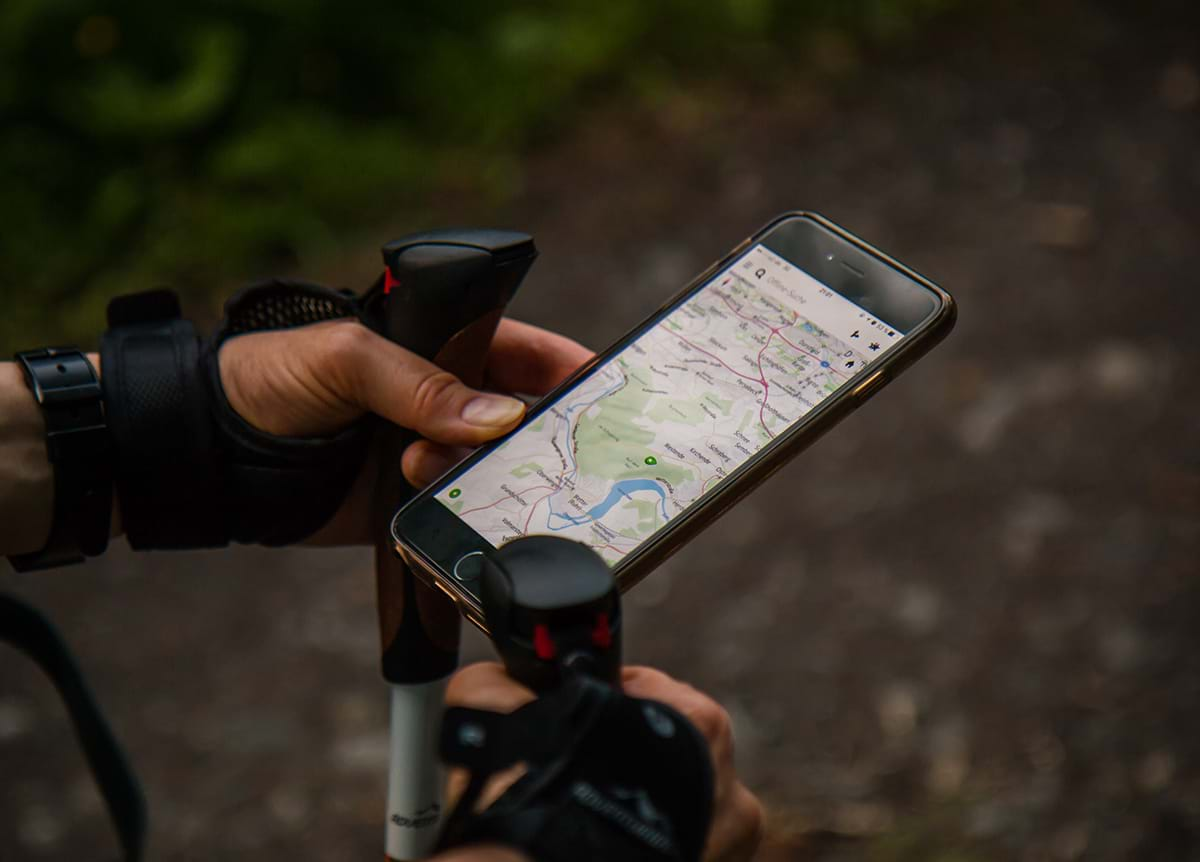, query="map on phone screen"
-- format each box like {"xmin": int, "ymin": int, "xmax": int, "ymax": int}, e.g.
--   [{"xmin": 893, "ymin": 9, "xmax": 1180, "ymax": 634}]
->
[{"xmin": 435, "ymin": 243, "xmax": 904, "ymax": 564}]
